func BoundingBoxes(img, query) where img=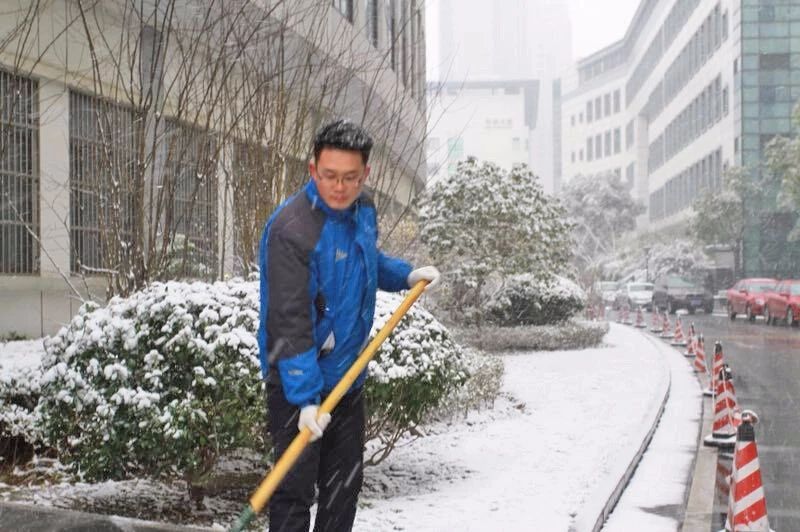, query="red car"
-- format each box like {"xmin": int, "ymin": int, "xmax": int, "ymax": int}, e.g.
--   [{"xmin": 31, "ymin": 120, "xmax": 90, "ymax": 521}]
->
[
  {"xmin": 726, "ymin": 278, "xmax": 776, "ymax": 322},
  {"xmin": 764, "ymin": 279, "xmax": 800, "ymax": 326}
]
